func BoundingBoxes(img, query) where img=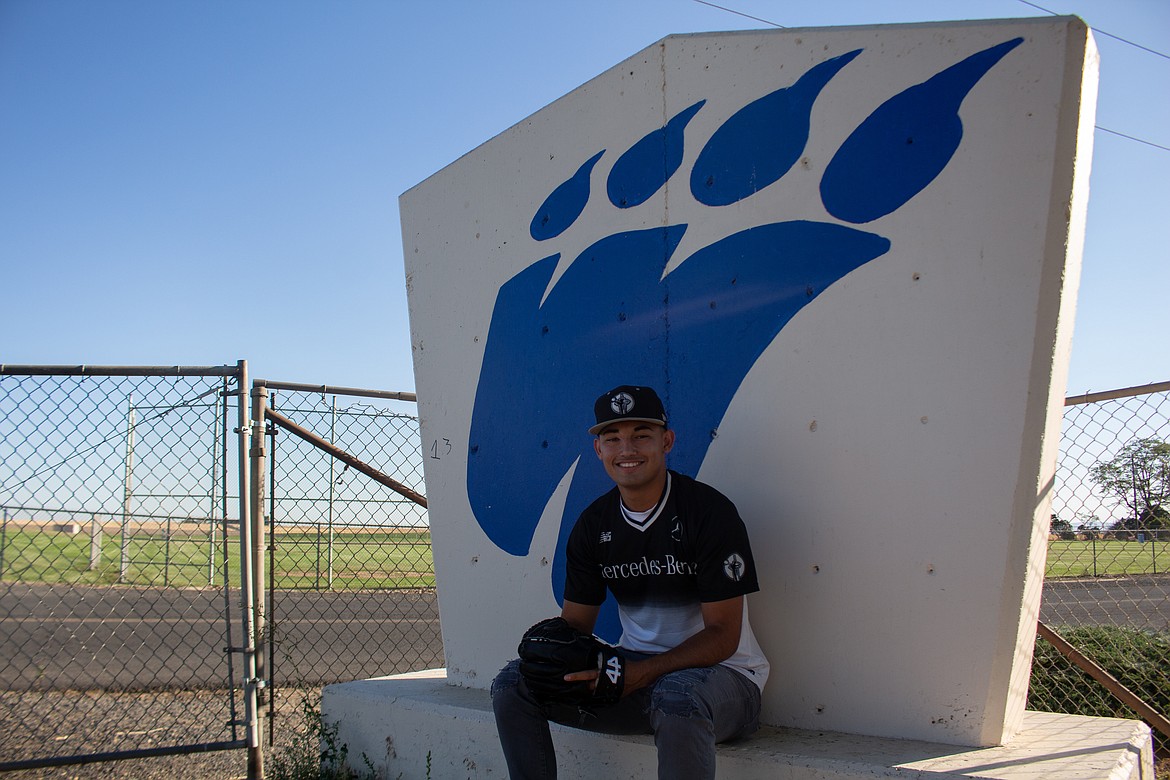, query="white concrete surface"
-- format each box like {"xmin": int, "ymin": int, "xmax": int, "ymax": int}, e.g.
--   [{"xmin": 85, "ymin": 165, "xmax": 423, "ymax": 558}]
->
[
  {"xmin": 322, "ymin": 670, "xmax": 1154, "ymax": 780},
  {"xmin": 401, "ymin": 17, "xmax": 1099, "ymax": 746}
]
